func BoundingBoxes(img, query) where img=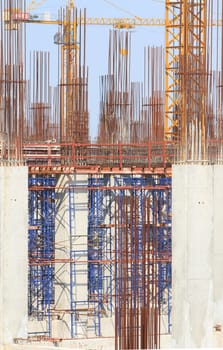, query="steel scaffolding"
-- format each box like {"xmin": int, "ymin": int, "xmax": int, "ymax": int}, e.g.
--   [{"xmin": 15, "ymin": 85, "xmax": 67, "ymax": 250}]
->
[
  {"xmin": 28, "ymin": 175, "xmax": 56, "ymax": 337},
  {"xmin": 28, "ymin": 174, "xmax": 171, "ymax": 344},
  {"xmin": 88, "ymin": 175, "xmax": 113, "ymax": 336},
  {"xmin": 68, "ymin": 183, "xmax": 89, "ymax": 338}
]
